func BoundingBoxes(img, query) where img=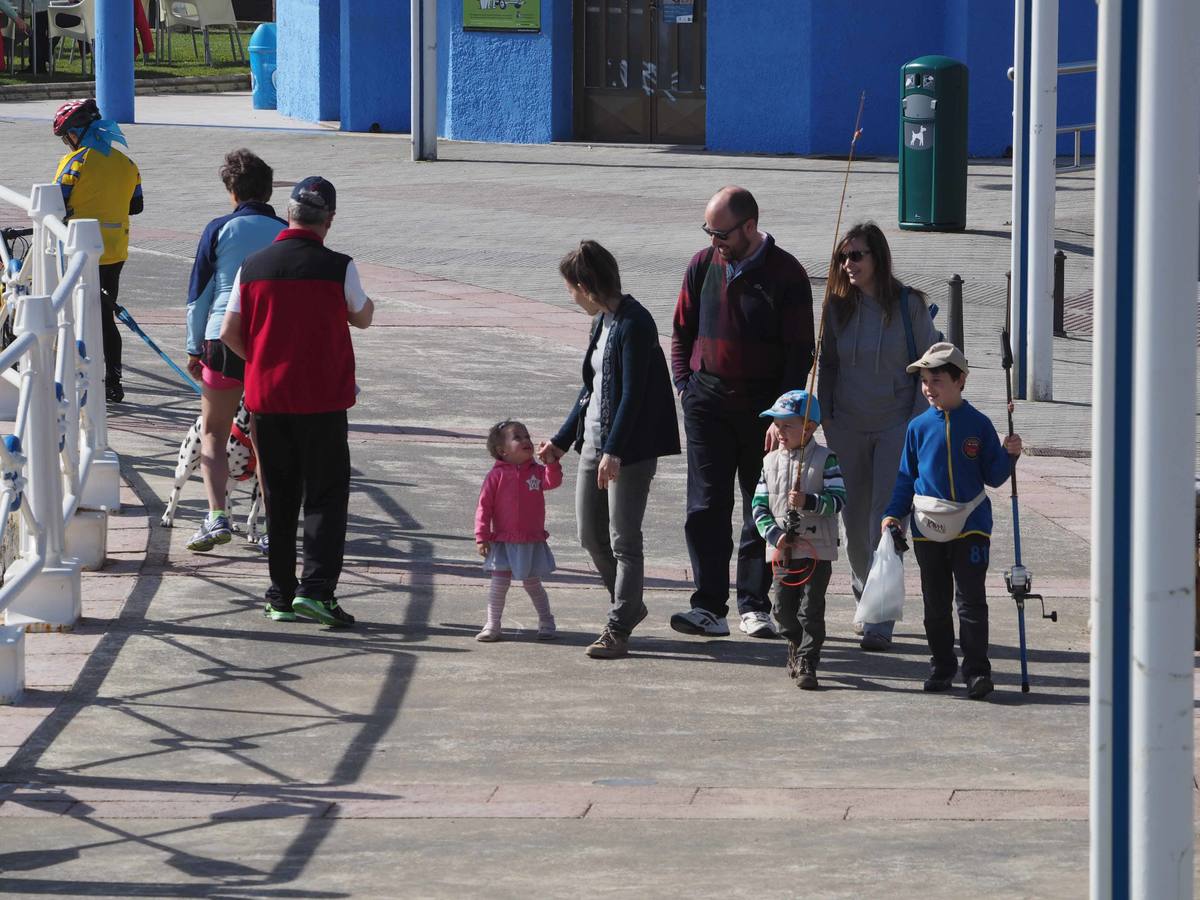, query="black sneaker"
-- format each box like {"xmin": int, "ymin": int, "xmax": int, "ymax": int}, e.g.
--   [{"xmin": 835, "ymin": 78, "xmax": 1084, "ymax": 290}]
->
[
  {"xmin": 105, "ymin": 382, "xmax": 125, "ymax": 403},
  {"xmin": 795, "ymin": 659, "xmax": 819, "ymax": 691},
  {"xmin": 292, "ymin": 596, "xmax": 356, "ymax": 627},
  {"xmin": 967, "ymin": 674, "xmax": 995, "ymax": 700},
  {"xmin": 923, "ymin": 673, "xmax": 955, "ymax": 693}
]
